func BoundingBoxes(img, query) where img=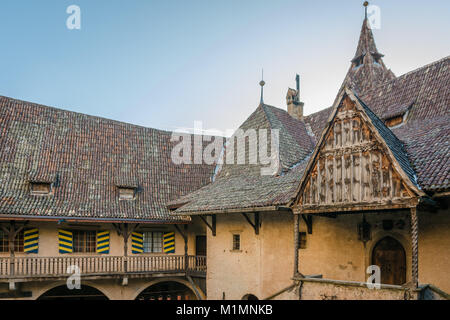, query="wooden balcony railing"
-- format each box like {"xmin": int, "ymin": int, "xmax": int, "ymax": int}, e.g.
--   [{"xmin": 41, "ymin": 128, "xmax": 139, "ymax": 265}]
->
[{"xmin": 0, "ymin": 255, "xmax": 206, "ymax": 279}]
